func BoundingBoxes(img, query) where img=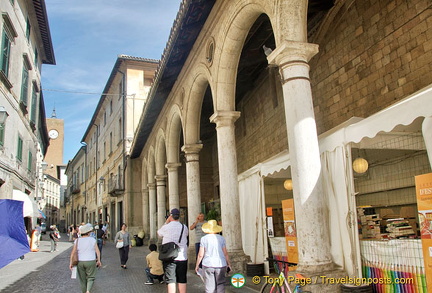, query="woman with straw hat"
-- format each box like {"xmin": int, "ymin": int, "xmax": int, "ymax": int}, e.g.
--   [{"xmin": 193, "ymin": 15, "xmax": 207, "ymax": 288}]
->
[
  {"xmin": 195, "ymin": 220, "xmax": 231, "ymax": 292},
  {"xmin": 69, "ymin": 223, "xmax": 101, "ymax": 293}
]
